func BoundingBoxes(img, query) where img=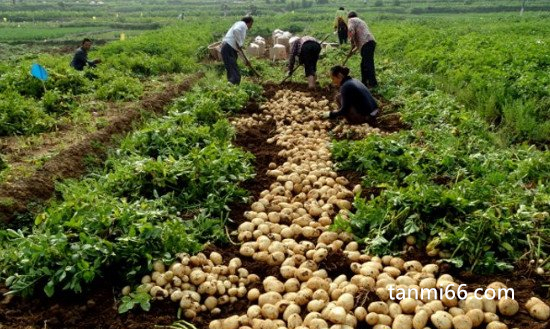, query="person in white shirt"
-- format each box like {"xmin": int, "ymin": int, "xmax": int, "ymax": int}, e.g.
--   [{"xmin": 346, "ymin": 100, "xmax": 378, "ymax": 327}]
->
[{"xmin": 221, "ymin": 16, "xmax": 254, "ymax": 85}]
